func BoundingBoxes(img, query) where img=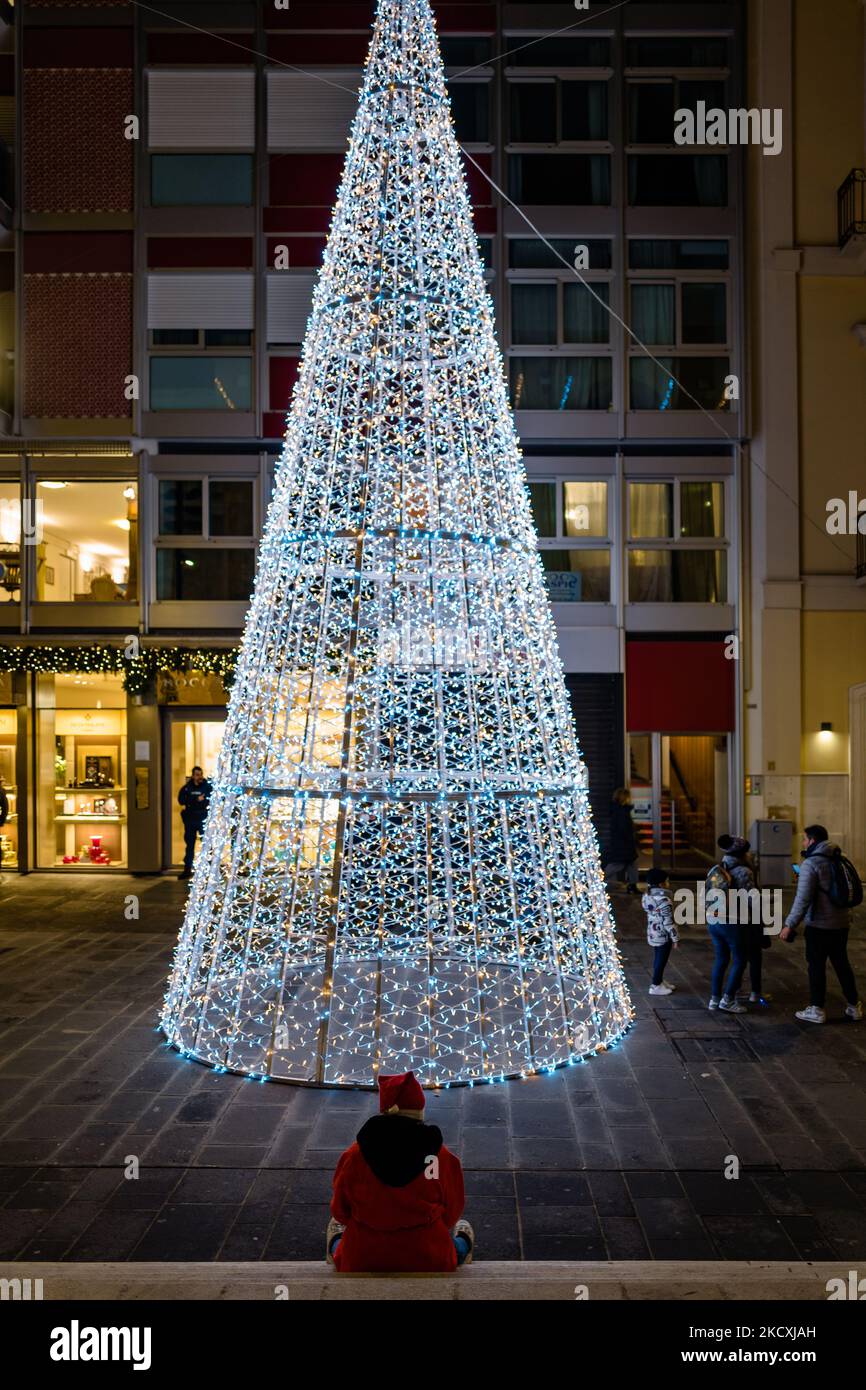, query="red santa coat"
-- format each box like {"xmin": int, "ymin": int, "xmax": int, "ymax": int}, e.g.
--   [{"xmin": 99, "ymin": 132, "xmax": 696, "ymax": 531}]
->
[{"xmin": 330, "ymin": 1113, "xmax": 465, "ymax": 1273}]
